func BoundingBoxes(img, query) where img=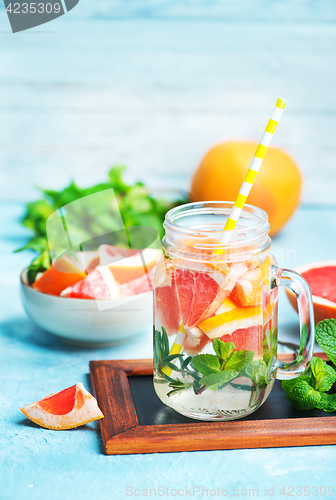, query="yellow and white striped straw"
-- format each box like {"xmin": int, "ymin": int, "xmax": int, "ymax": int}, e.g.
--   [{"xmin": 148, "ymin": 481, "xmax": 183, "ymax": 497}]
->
[
  {"xmin": 161, "ymin": 325, "xmax": 187, "ymax": 377},
  {"xmin": 223, "ymin": 97, "xmax": 287, "ymax": 237},
  {"xmin": 161, "ymin": 98, "xmax": 286, "ymax": 378}
]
